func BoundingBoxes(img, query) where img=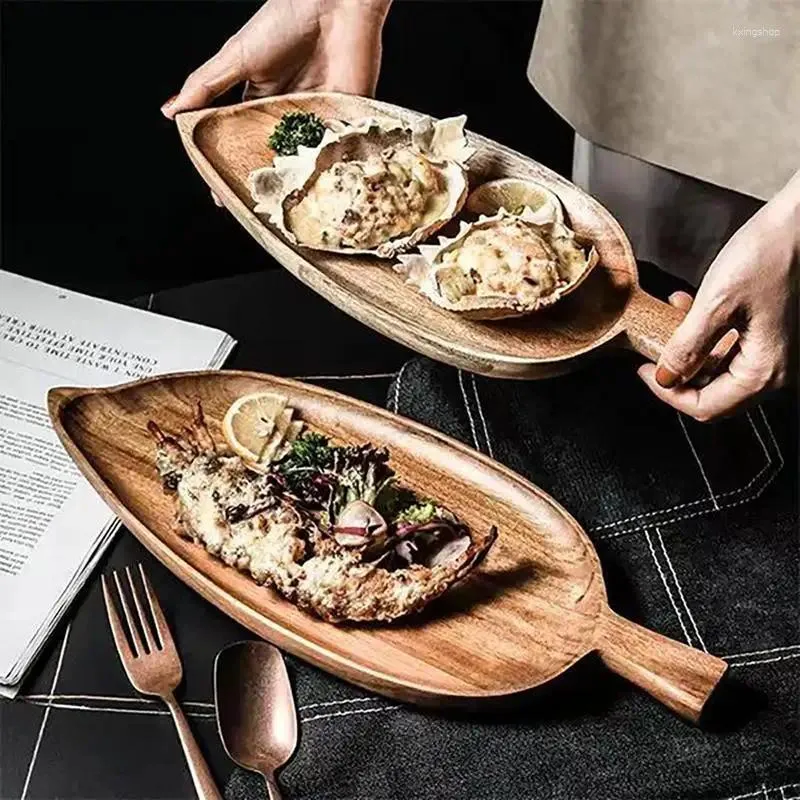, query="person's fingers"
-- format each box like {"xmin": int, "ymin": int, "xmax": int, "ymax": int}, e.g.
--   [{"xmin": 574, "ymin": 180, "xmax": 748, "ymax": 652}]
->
[
  {"xmin": 668, "ymin": 291, "xmax": 694, "ymax": 312},
  {"xmin": 654, "ymin": 295, "xmax": 733, "ymax": 389},
  {"xmin": 161, "ymin": 38, "xmax": 245, "ymax": 119},
  {"xmin": 242, "ymin": 77, "xmax": 286, "ymax": 101},
  {"xmin": 696, "ymin": 328, "xmax": 740, "ymax": 383},
  {"xmin": 664, "ymin": 289, "xmax": 734, "ymax": 386},
  {"xmin": 638, "ymin": 358, "xmax": 756, "ymax": 421}
]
